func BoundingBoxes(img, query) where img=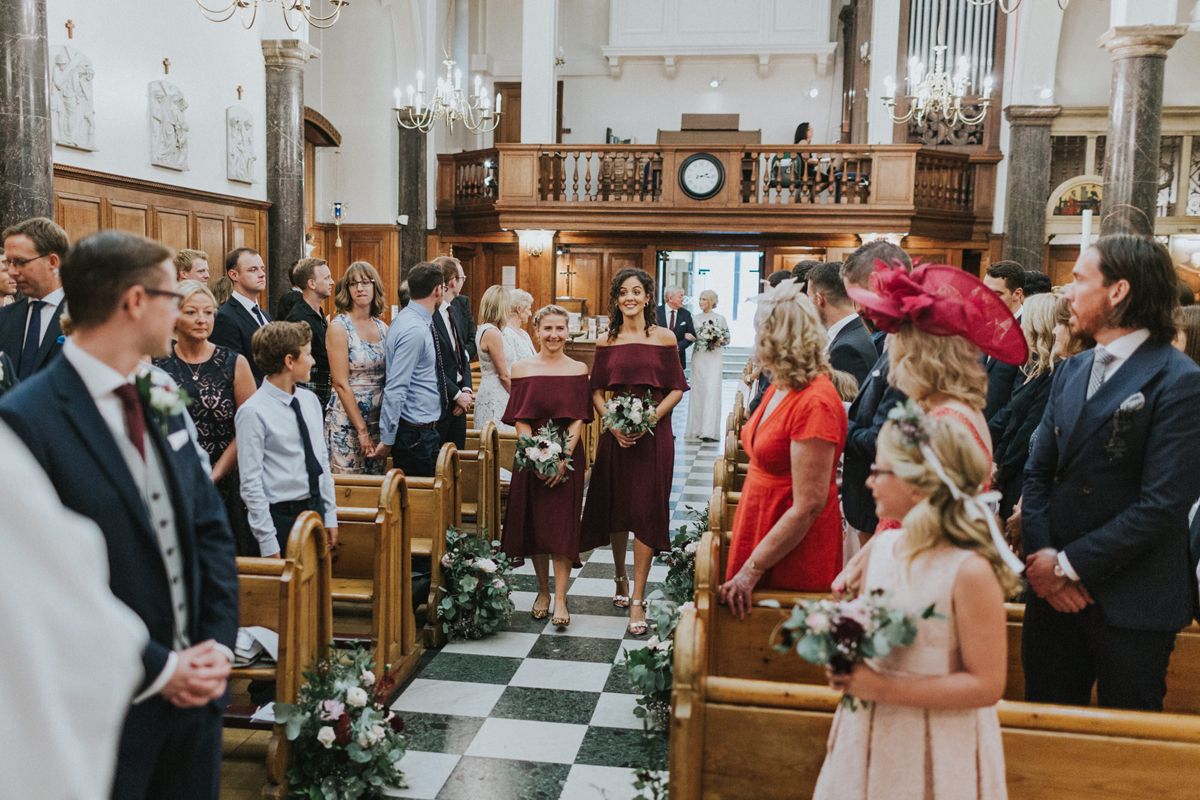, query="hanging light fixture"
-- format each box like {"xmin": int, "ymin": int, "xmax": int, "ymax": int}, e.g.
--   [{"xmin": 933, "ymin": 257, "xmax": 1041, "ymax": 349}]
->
[
  {"xmin": 196, "ymin": 0, "xmax": 349, "ymax": 31},
  {"xmin": 965, "ymin": 0, "xmax": 1079, "ymax": 12},
  {"xmin": 393, "ymin": 0, "xmax": 501, "ymax": 135}
]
